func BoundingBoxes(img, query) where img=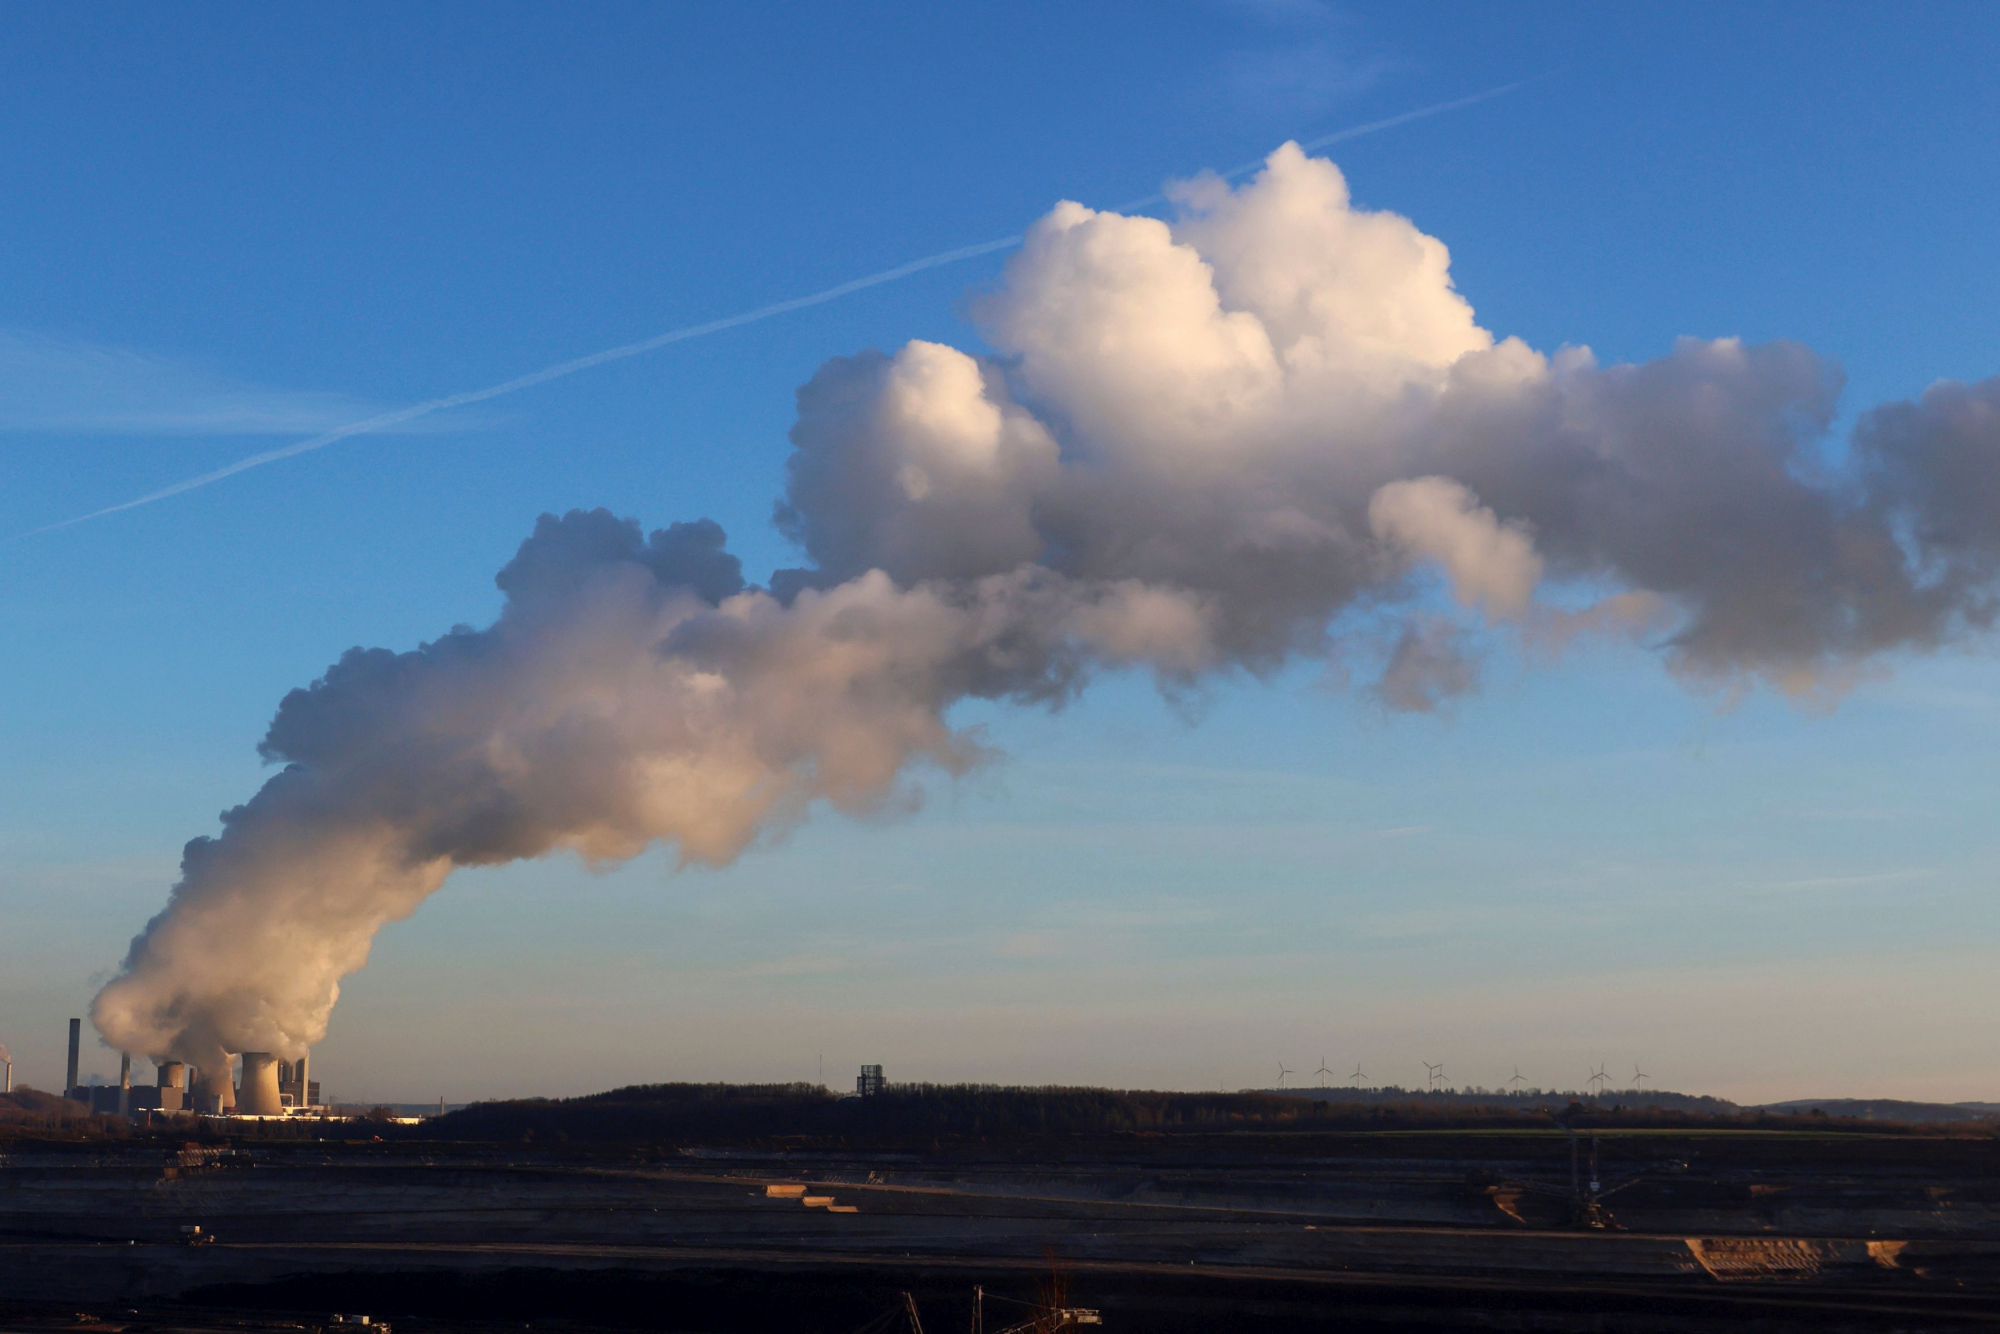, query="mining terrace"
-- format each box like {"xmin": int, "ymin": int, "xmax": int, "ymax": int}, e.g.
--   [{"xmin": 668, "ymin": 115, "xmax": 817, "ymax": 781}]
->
[{"xmin": 8, "ymin": 1113, "xmax": 2000, "ymax": 1332}]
